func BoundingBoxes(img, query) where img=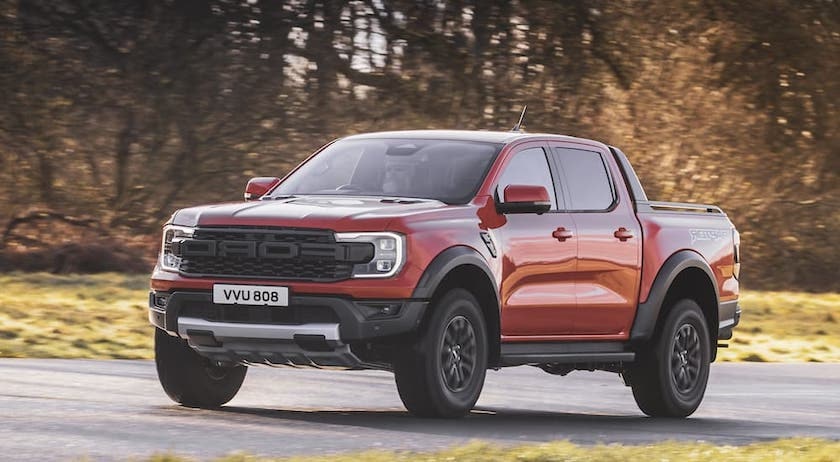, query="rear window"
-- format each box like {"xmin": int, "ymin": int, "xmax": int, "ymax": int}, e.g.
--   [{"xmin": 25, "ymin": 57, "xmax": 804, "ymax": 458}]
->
[{"xmin": 552, "ymin": 148, "xmax": 615, "ymax": 211}]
